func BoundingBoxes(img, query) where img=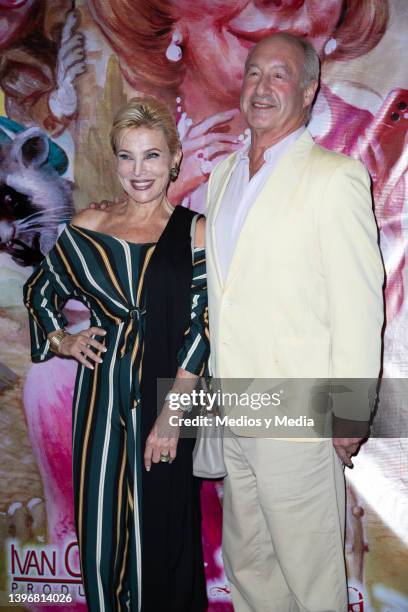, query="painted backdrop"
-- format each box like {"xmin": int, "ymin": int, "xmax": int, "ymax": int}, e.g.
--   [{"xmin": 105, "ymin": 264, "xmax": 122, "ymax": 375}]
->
[{"xmin": 0, "ymin": 1, "xmax": 407, "ymax": 610}]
